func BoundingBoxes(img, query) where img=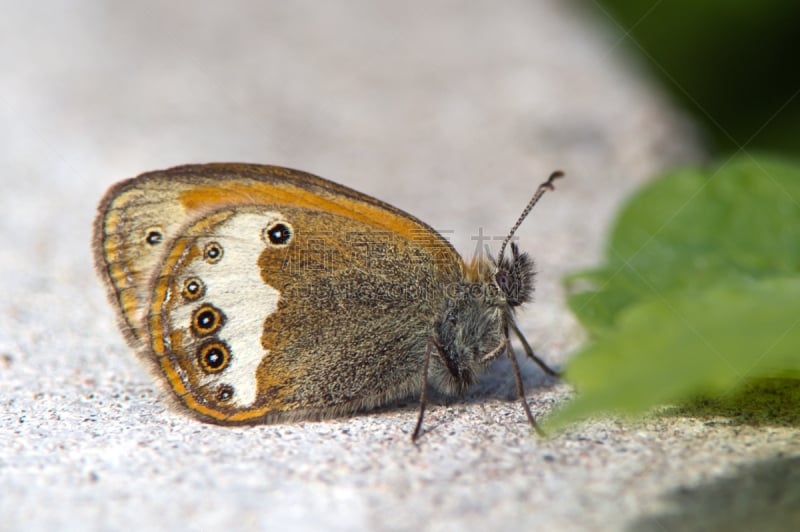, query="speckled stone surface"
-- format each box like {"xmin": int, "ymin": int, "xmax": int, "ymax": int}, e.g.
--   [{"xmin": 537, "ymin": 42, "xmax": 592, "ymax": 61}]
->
[{"xmin": 2, "ymin": 2, "xmax": 797, "ymax": 531}]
